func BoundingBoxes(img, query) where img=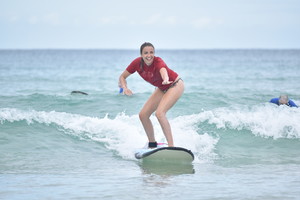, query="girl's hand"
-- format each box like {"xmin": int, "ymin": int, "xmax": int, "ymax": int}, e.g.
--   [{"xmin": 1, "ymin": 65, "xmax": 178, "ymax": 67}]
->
[
  {"xmin": 123, "ymin": 88, "xmax": 133, "ymax": 96},
  {"xmin": 162, "ymin": 80, "xmax": 173, "ymax": 85},
  {"xmin": 160, "ymin": 68, "xmax": 172, "ymax": 85}
]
